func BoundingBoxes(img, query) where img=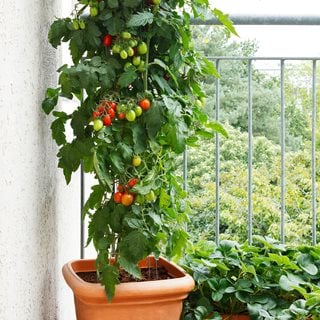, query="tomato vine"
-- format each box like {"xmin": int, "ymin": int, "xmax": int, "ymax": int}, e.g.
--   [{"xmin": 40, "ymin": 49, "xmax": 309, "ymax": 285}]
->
[{"xmin": 42, "ymin": 0, "xmax": 233, "ymax": 300}]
